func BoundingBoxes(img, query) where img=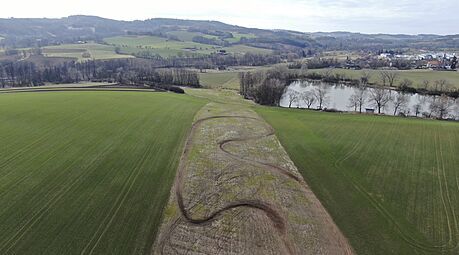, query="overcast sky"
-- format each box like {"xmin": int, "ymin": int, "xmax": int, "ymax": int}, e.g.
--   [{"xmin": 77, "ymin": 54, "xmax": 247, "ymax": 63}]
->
[{"xmin": 1, "ymin": 0, "xmax": 458, "ymax": 35}]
